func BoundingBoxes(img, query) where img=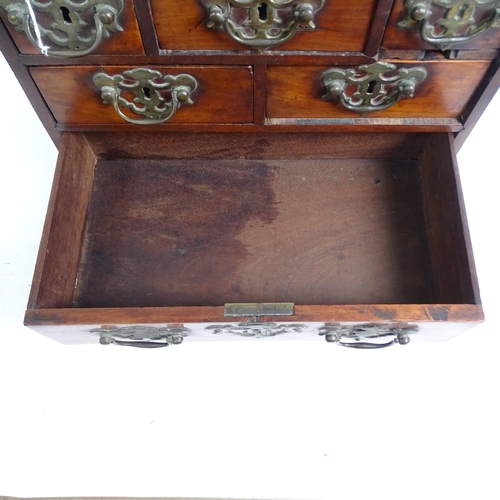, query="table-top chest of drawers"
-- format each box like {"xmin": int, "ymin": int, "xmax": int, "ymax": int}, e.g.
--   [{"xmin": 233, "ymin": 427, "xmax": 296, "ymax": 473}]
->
[{"xmin": 1, "ymin": 0, "xmax": 498, "ymax": 348}]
